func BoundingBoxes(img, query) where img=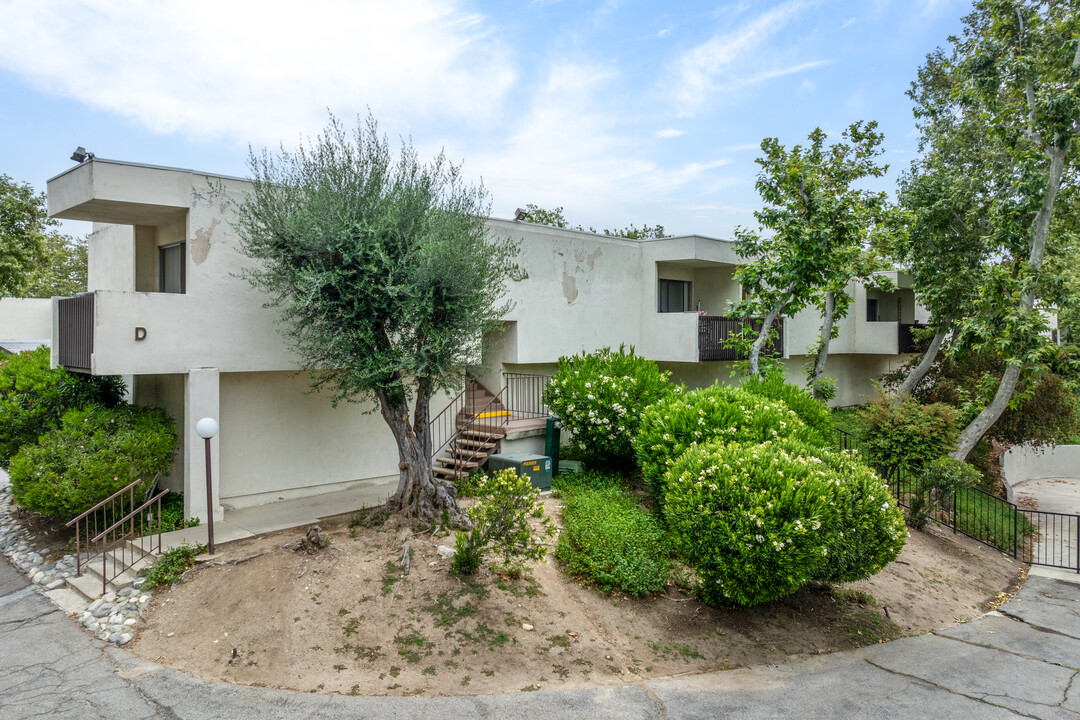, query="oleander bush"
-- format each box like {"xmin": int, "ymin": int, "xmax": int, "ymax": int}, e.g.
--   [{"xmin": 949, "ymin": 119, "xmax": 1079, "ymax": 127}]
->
[
  {"xmin": 739, "ymin": 374, "xmax": 833, "ymax": 446},
  {"xmin": 9, "ymin": 404, "xmax": 177, "ymax": 519},
  {"xmin": 0, "ymin": 346, "xmax": 125, "ymax": 468},
  {"xmin": 663, "ymin": 439, "xmax": 905, "ymax": 607},
  {"xmin": 556, "ymin": 482, "xmax": 670, "ymax": 596},
  {"xmin": 544, "ymin": 345, "xmax": 674, "ymax": 469},
  {"xmin": 634, "ymin": 383, "xmax": 820, "ymax": 512}
]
